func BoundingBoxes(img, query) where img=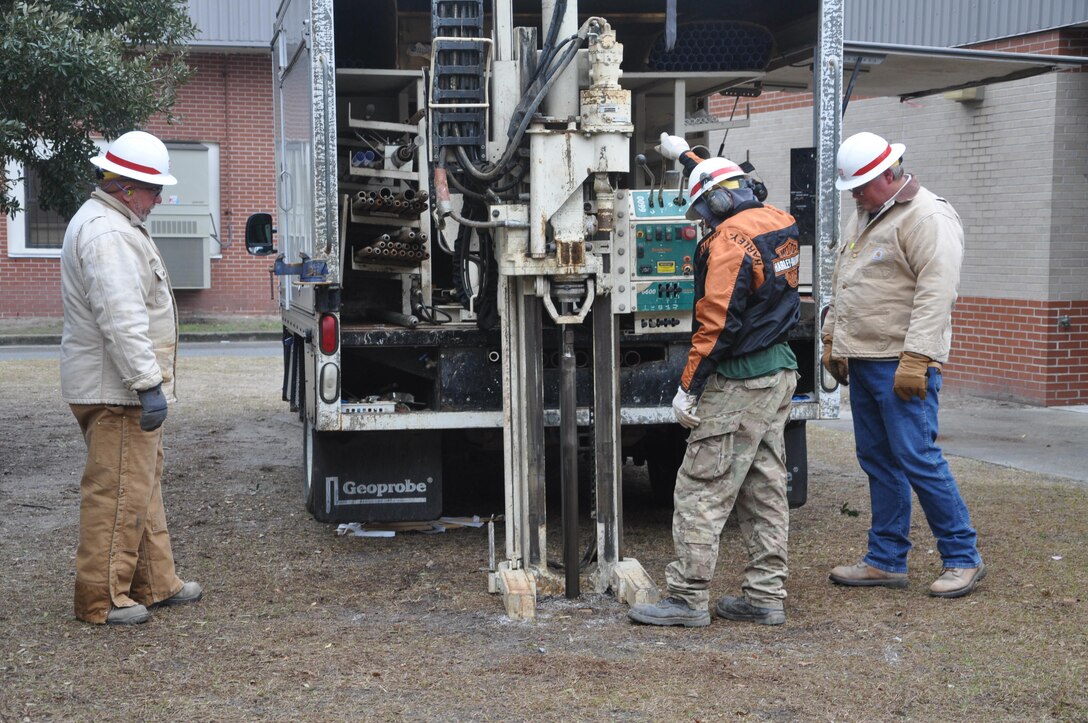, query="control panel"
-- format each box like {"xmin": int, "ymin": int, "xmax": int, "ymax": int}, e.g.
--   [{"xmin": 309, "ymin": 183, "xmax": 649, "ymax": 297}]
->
[{"xmin": 612, "ymin": 190, "xmax": 701, "ymax": 334}]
